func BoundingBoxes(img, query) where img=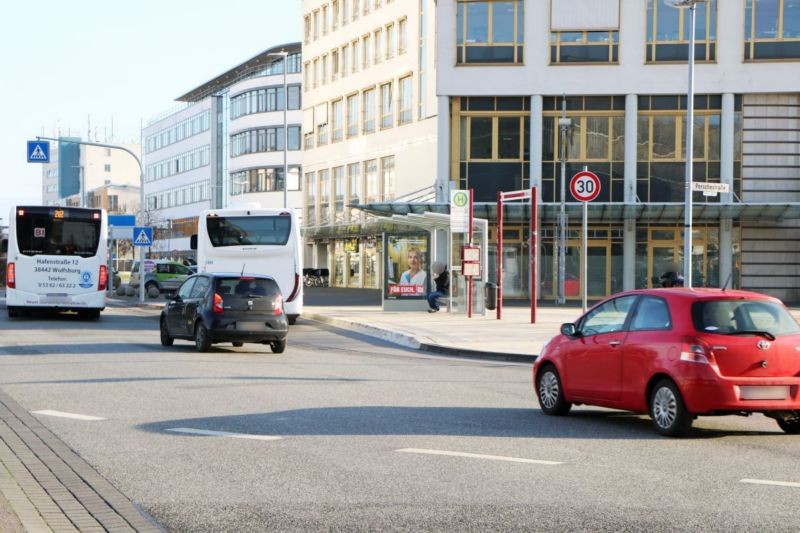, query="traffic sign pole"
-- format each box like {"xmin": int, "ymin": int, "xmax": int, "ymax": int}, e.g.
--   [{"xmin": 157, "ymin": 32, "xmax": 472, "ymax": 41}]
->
[{"xmin": 570, "ymin": 169, "xmax": 601, "ymax": 313}]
